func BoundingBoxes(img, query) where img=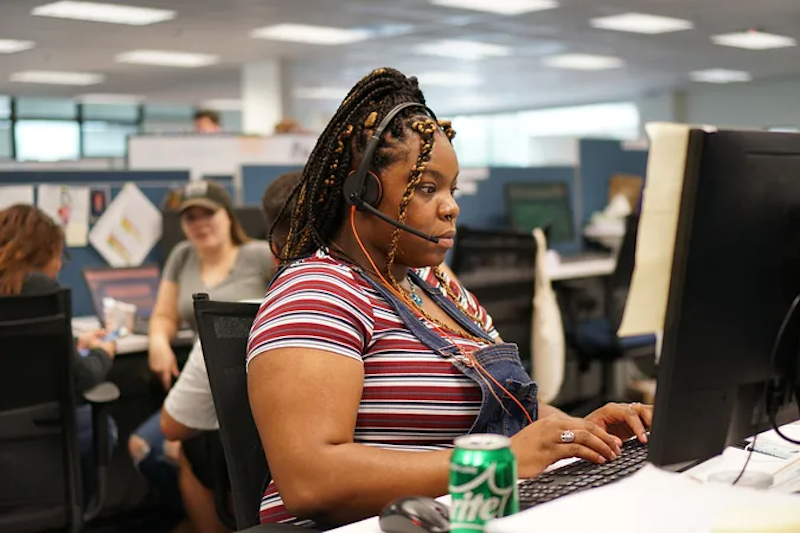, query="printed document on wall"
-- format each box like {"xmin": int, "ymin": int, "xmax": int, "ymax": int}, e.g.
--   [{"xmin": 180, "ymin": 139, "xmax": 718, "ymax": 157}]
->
[
  {"xmin": 89, "ymin": 183, "xmax": 162, "ymax": 267},
  {"xmin": 618, "ymin": 122, "xmax": 692, "ymax": 339},
  {"xmin": 38, "ymin": 184, "xmax": 90, "ymax": 247},
  {"xmin": 0, "ymin": 185, "xmax": 34, "ymax": 211}
]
